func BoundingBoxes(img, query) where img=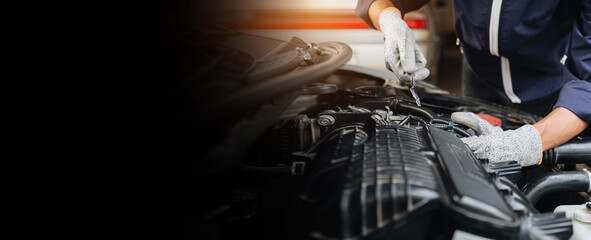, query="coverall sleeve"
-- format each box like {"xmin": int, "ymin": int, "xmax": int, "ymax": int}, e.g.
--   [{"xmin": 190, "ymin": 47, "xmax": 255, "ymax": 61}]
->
[
  {"xmin": 355, "ymin": 0, "xmax": 431, "ymax": 29},
  {"xmin": 553, "ymin": 0, "xmax": 591, "ymax": 124}
]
